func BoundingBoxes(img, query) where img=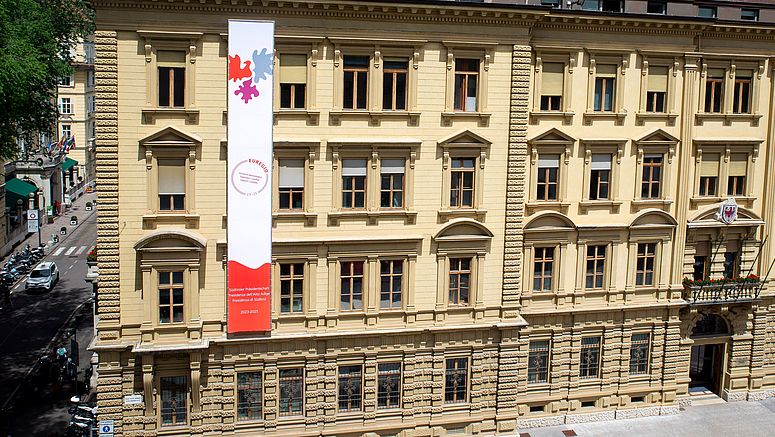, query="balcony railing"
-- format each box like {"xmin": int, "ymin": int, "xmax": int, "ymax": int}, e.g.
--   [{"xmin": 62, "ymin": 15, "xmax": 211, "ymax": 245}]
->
[{"xmin": 683, "ymin": 276, "xmax": 762, "ymax": 305}]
